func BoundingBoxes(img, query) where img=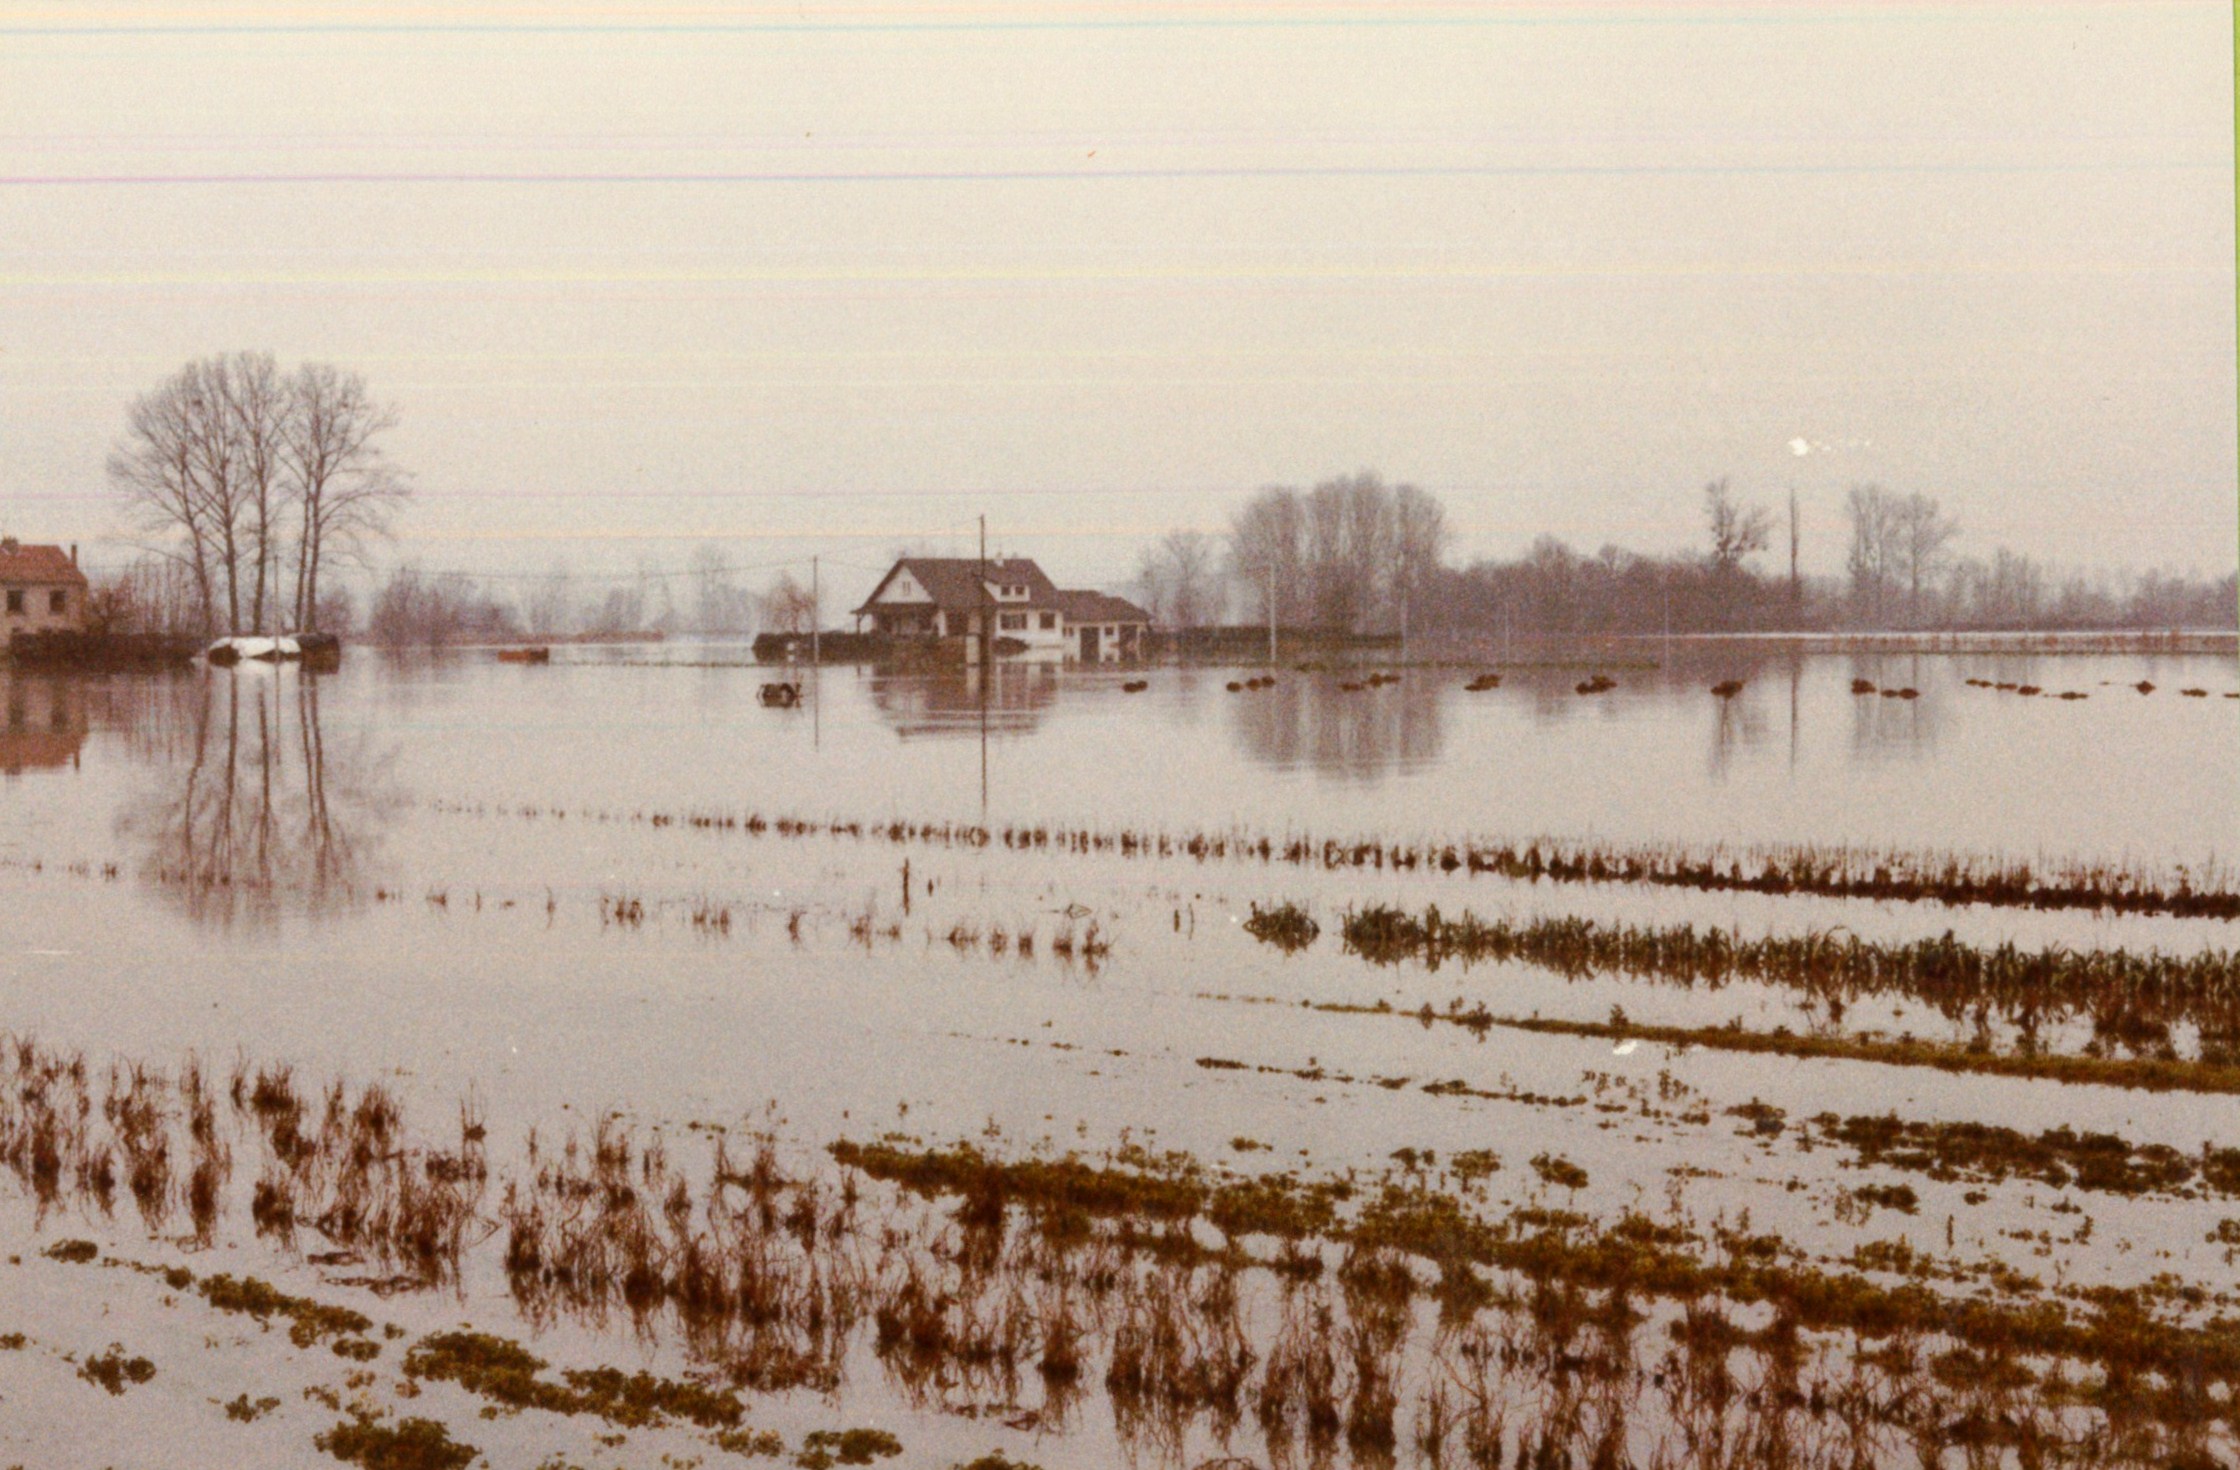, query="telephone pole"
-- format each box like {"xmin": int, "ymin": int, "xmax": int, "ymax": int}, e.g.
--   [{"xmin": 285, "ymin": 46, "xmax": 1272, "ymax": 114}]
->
[
  {"xmin": 810, "ymin": 556, "xmax": 820, "ymax": 667},
  {"xmin": 1788, "ymin": 489, "xmax": 1800, "ymax": 623}
]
